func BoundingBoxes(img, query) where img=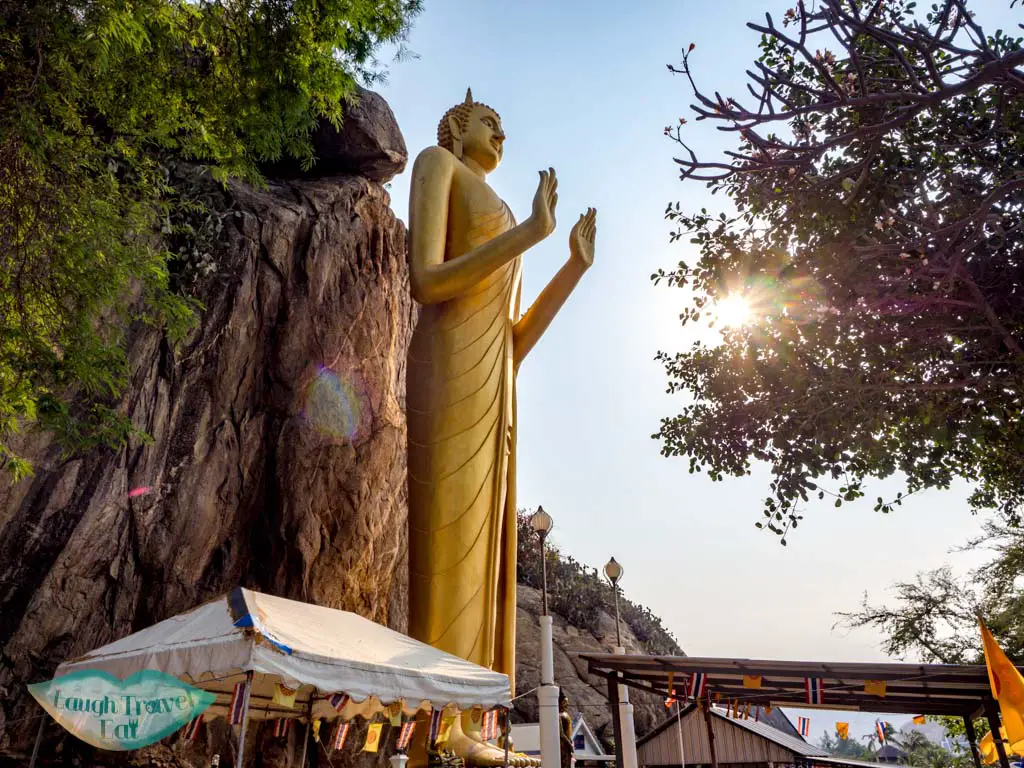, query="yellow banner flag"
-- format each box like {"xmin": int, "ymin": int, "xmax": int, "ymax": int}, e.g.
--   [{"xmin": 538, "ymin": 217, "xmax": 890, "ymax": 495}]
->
[
  {"xmin": 980, "ymin": 728, "xmax": 1007, "ymax": 765},
  {"xmin": 836, "ymin": 722, "xmax": 849, "ymax": 740},
  {"xmin": 389, "ymin": 703, "xmax": 403, "ymax": 727},
  {"xmin": 743, "ymin": 675, "xmax": 762, "ymax": 689},
  {"xmin": 312, "ymin": 719, "xmax": 322, "ymax": 743},
  {"xmin": 363, "ymin": 723, "xmax": 383, "ymax": 753},
  {"xmin": 981, "ymin": 617, "xmax": 1024, "ymax": 751},
  {"xmin": 864, "ymin": 680, "xmax": 887, "ymax": 697},
  {"xmin": 273, "ymin": 683, "xmax": 297, "ymax": 708},
  {"xmin": 913, "ymin": 715, "xmax": 926, "ymax": 725},
  {"xmin": 437, "ymin": 716, "xmax": 456, "ymax": 745}
]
